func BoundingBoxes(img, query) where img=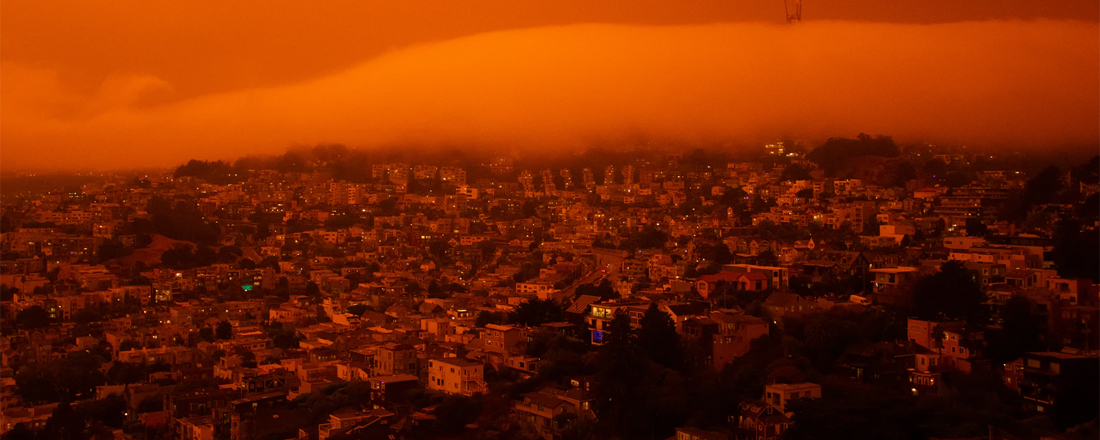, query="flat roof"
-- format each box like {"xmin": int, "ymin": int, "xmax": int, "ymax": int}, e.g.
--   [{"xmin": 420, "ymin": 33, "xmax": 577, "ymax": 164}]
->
[{"xmin": 430, "ymin": 357, "xmax": 483, "ymax": 367}]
